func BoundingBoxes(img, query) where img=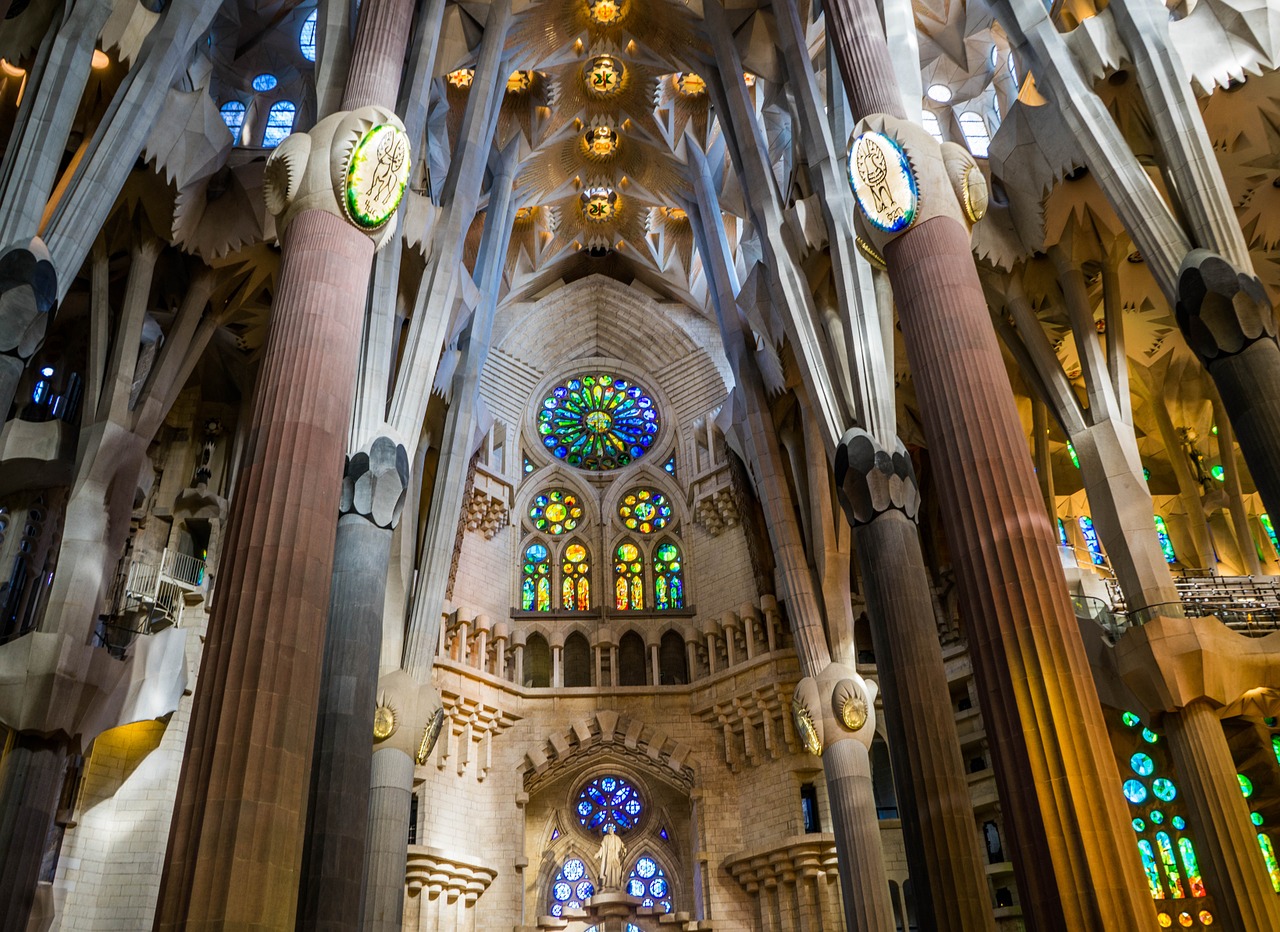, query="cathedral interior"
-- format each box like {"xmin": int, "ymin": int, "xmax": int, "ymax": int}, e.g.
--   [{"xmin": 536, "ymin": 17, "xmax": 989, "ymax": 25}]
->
[{"xmin": 6, "ymin": 0, "xmax": 1280, "ymax": 930}]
